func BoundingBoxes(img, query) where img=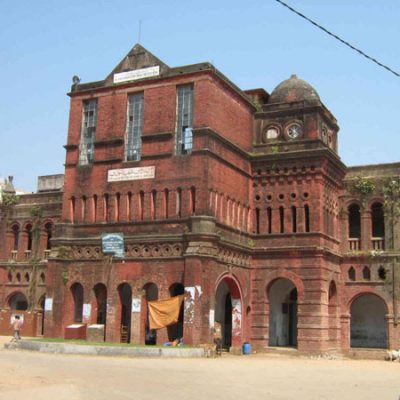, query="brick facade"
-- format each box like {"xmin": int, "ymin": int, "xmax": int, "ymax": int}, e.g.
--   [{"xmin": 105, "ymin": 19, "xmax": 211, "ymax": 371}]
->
[{"xmin": 0, "ymin": 44, "xmax": 399, "ymax": 354}]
